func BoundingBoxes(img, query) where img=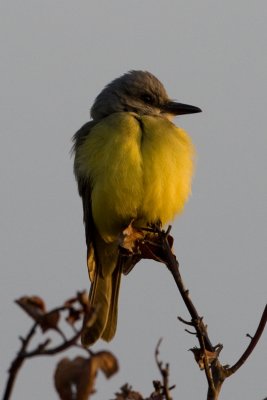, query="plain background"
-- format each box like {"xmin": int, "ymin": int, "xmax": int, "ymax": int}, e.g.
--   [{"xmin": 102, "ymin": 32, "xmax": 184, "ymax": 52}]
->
[{"xmin": 0, "ymin": 1, "xmax": 266, "ymax": 399}]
